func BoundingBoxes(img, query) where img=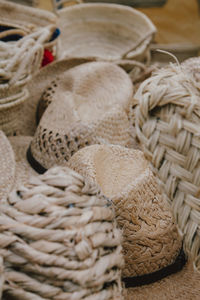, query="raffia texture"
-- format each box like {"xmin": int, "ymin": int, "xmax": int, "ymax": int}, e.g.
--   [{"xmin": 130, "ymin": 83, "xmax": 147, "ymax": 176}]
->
[
  {"xmin": 181, "ymin": 56, "xmax": 200, "ymax": 84},
  {"xmin": 68, "ymin": 144, "xmax": 182, "ymax": 278},
  {"xmin": 124, "ymin": 262, "xmax": 200, "ymax": 300},
  {"xmin": 0, "ymin": 166, "xmax": 124, "ymax": 299},
  {"xmin": 29, "ymin": 62, "xmax": 134, "ymax": 170},
  {"xmin": 57, "ymin": 3, "xmax": 156, "ymax": 63},
  {"xmin": 134, "ymin": 63, "xmax": 200, "ymax": 271},
  {"xmin": 0, "ymin": 131, "xmax": 15, "ymax": 201}
]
